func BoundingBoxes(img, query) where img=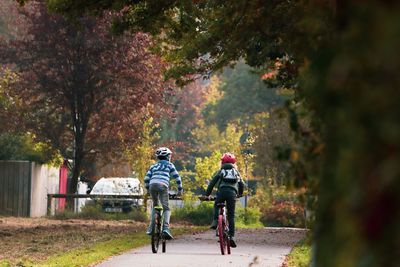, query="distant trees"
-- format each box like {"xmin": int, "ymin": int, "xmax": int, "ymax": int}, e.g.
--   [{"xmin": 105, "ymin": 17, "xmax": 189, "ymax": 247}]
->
[
  {"xmin": 15, "ymin": 1, "xmax": 400, "ymax": 265},
  {"xmin": 203, "ymin": 62, "xmax": 287, "ymax": 131},
  {"xmin": 0, "ymin": 2, "xmax": 170, "ymax": 193}
]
